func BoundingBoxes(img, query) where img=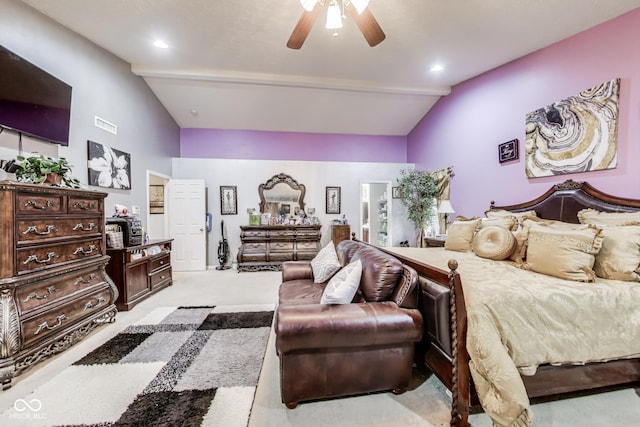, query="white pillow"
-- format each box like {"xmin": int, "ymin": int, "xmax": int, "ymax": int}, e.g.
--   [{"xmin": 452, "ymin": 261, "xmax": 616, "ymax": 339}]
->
[
  {"xmin": 320, "ymin": 259, "xmax": 362, "ymax": 304},
  {"xmin": 311, "ymin": 242, "xmax": 341, "ymax": 283}
]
